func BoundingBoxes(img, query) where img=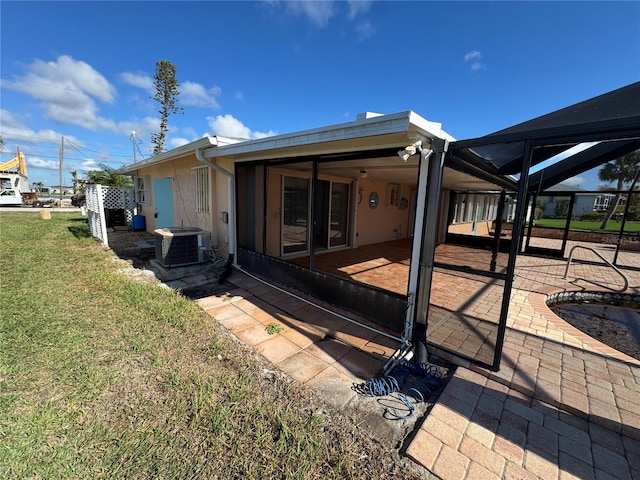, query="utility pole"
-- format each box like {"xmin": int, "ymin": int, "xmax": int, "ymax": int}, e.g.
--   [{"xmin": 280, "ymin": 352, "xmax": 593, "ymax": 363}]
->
[
  {"xmin": 131, "ymin": 131, "xmax": 137, "ymax": 163},
  {"xmin": 59, "ymin": 136, "xmax": 64, "ymax": 204}
]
